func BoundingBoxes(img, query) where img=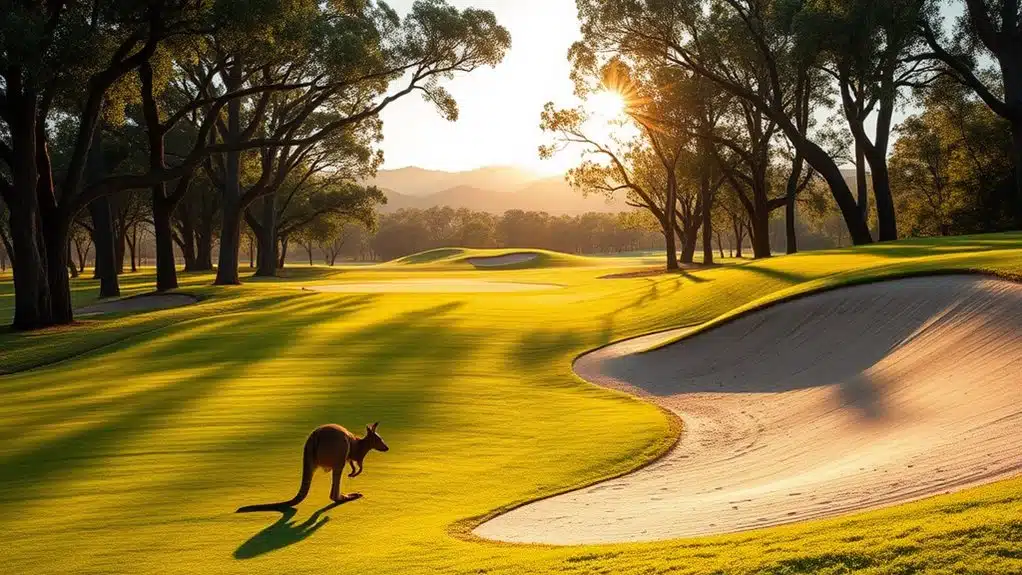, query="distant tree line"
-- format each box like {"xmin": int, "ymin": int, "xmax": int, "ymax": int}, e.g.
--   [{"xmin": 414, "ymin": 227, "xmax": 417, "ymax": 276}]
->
[{"xmin": 277, "ymin": 203, "xmax": 872, "ymax": 264}]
